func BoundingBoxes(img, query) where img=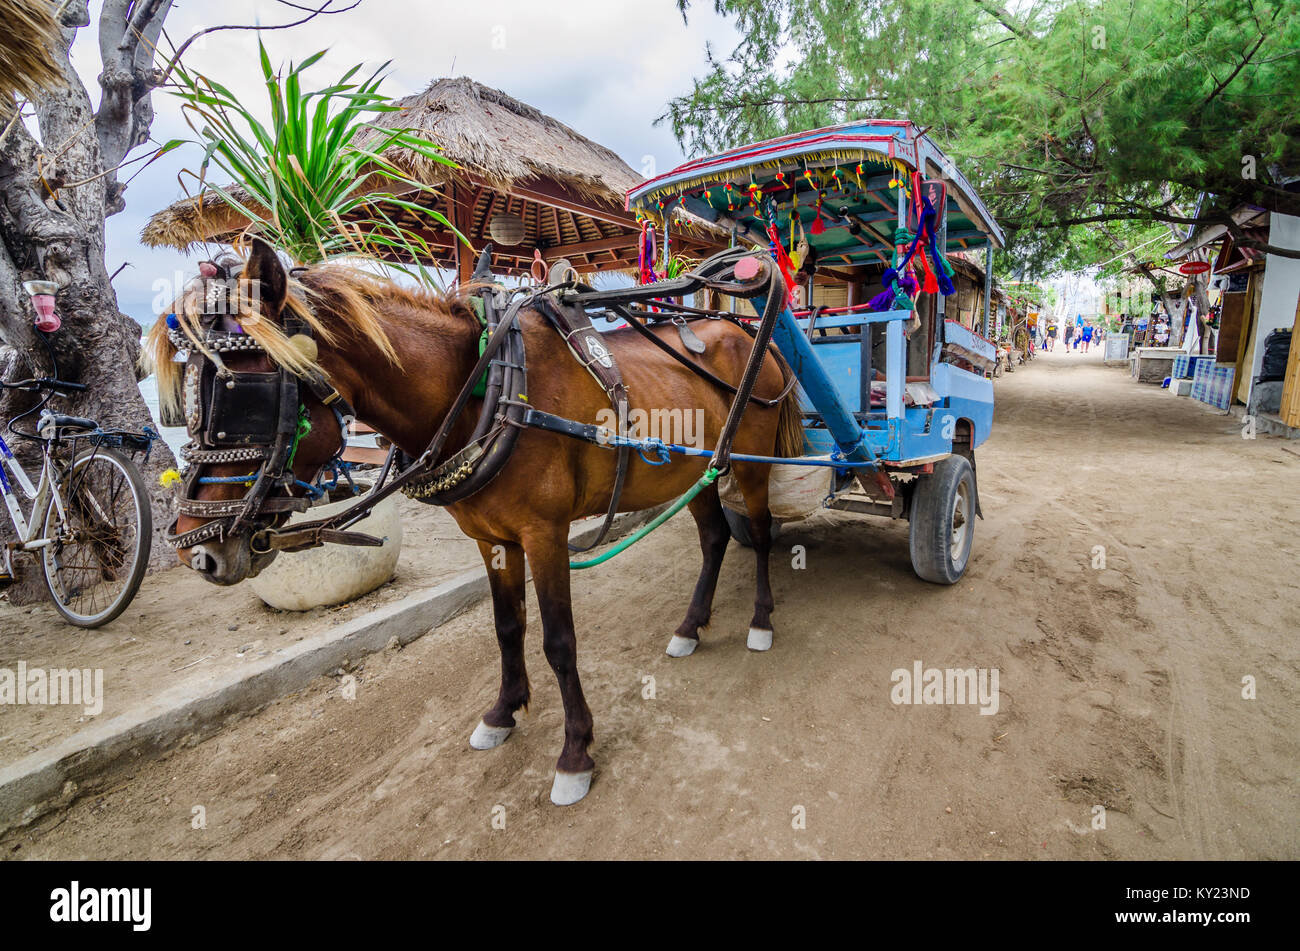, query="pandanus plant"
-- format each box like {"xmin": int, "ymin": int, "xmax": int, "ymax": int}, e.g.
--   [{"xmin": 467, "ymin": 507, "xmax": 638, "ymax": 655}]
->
[{"xmin": 166, "ymin": 41, "xmax": 463, "ymax": 284}]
